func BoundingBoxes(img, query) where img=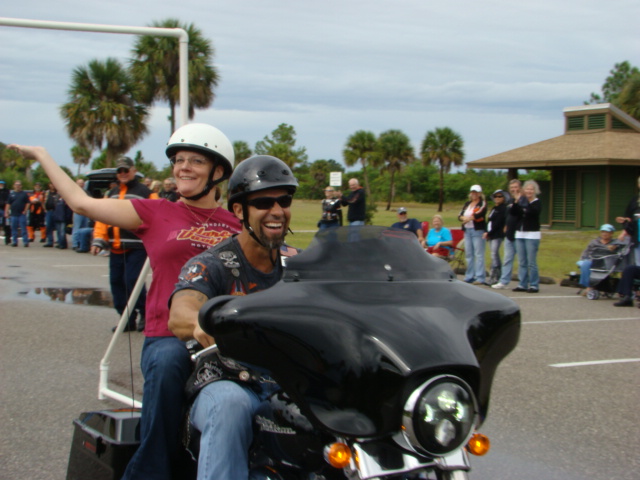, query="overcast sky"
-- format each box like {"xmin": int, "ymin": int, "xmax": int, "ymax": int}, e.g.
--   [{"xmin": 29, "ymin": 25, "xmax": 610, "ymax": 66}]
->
[{"xmin": 1, "ymin": 0, "xmax": 638, "ymax": 174}]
